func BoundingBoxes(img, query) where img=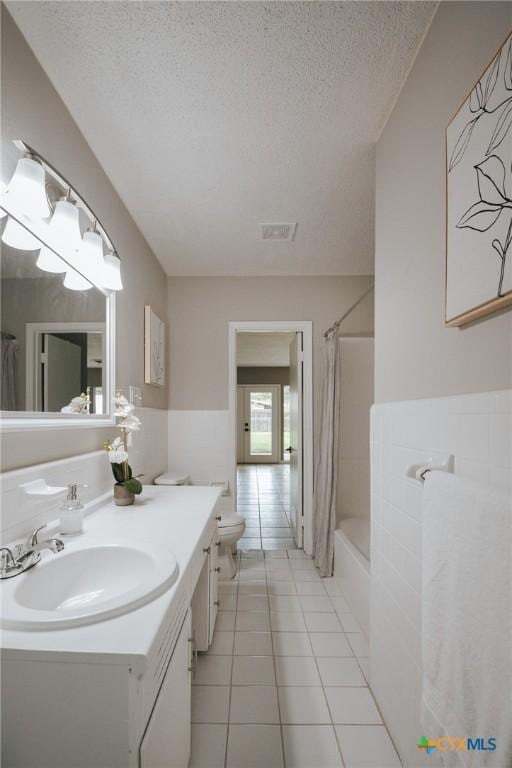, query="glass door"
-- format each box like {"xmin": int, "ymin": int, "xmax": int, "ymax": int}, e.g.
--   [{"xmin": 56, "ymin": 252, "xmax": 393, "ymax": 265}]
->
[{"xmin": 238, "ymin": 385, "xmax": 281, "ymax": 463}]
